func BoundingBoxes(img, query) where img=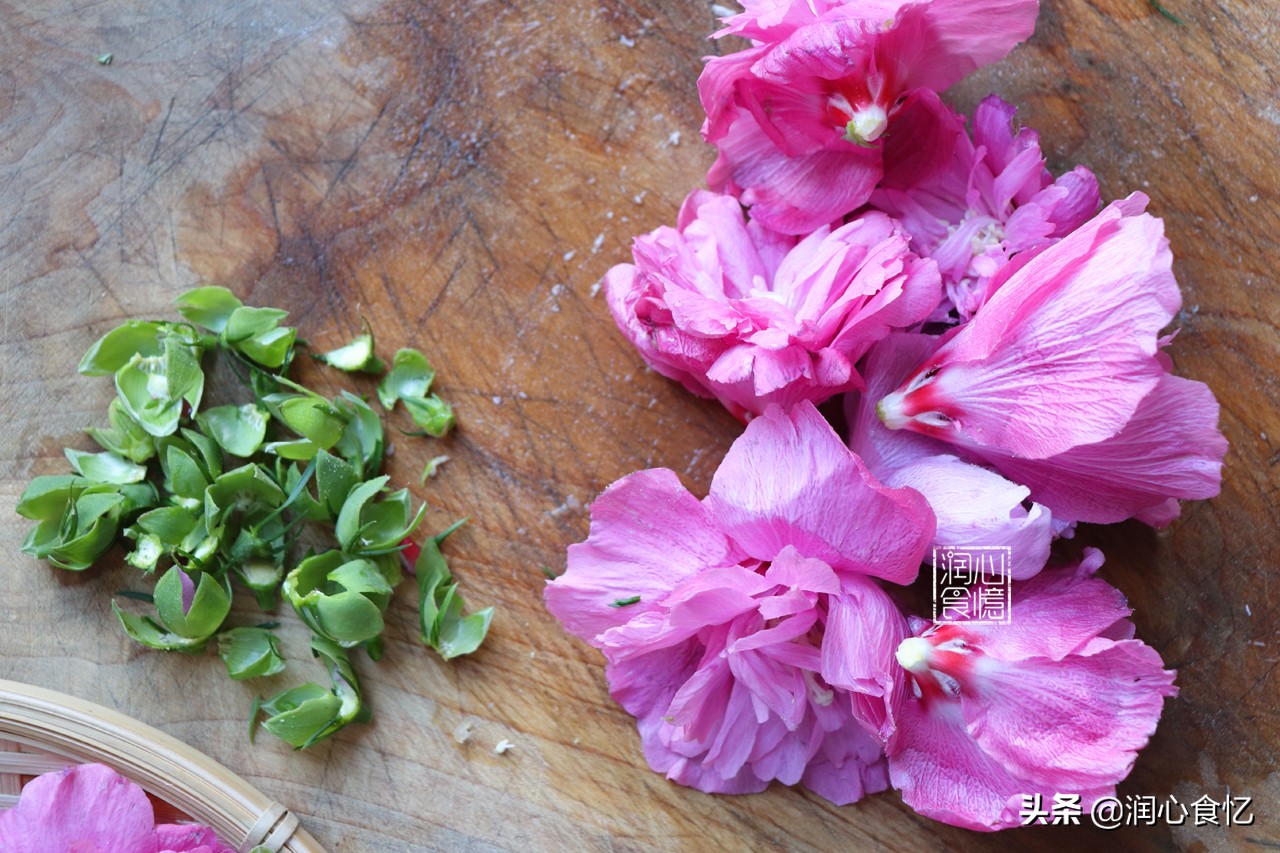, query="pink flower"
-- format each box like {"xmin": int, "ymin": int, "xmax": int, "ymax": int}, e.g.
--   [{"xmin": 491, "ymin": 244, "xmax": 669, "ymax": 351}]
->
[
  {"xmin": 0, "ymin": 763, "xmax": 234, "ymax": 853},
  {"xmin": 544, "ymin": 403, "xmax": 935, "ymax": 801},
  {"xmin": 870, "ymin": 95, "xmax": 1100, "ymax": 321},
  {"xmin": 699, "ymin": 0, "xmax": 1040, "ymax": 233},
  {"xmin": 605, "ymin": 190, "xmax": 940, "ymax": 420},
  {"xmin": 847, "ymin": 333, "xmax": 1053, "ymax": 578},
  {"xmin": 887, "ymin": 549, "xmax": 1178, "ymax": 831},
  {"xmin": 876, "ymin": 194, "xmax": 1227, "ymax": 524}
]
